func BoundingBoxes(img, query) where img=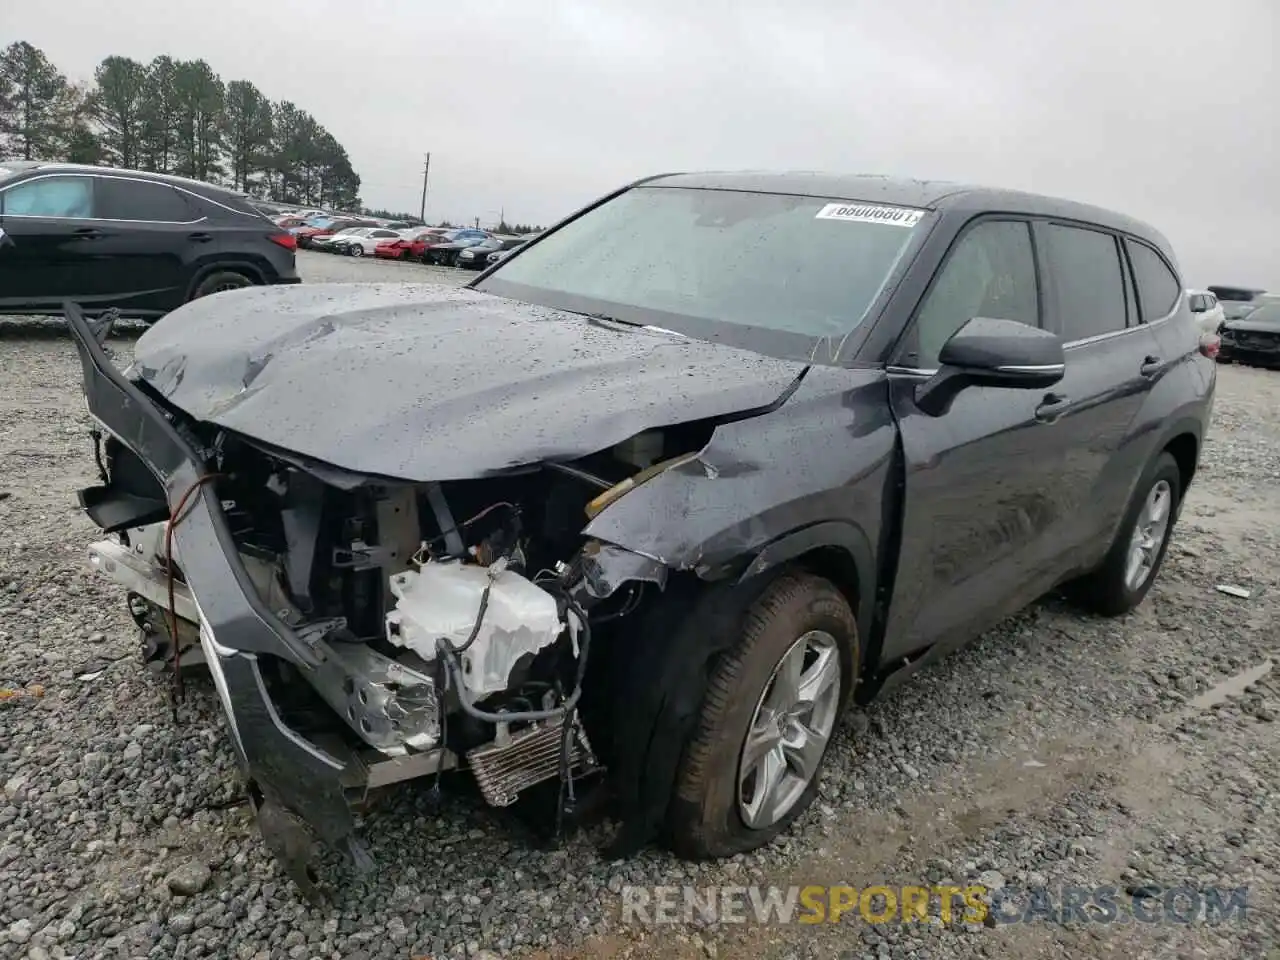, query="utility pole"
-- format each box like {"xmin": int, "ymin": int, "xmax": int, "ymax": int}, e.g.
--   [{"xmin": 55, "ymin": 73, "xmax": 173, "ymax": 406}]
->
[{"xmin": 419, "ymin": 153, "xmax": 431, "ymax": 223}]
